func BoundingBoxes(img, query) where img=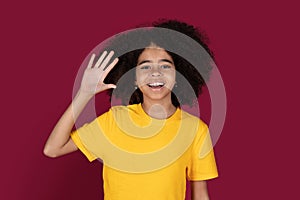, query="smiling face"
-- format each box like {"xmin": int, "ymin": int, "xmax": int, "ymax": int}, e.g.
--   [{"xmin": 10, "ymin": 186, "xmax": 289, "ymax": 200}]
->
[{"xmin": 136, "ymin": 45, "xmax": 176, "ymax": 105}]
